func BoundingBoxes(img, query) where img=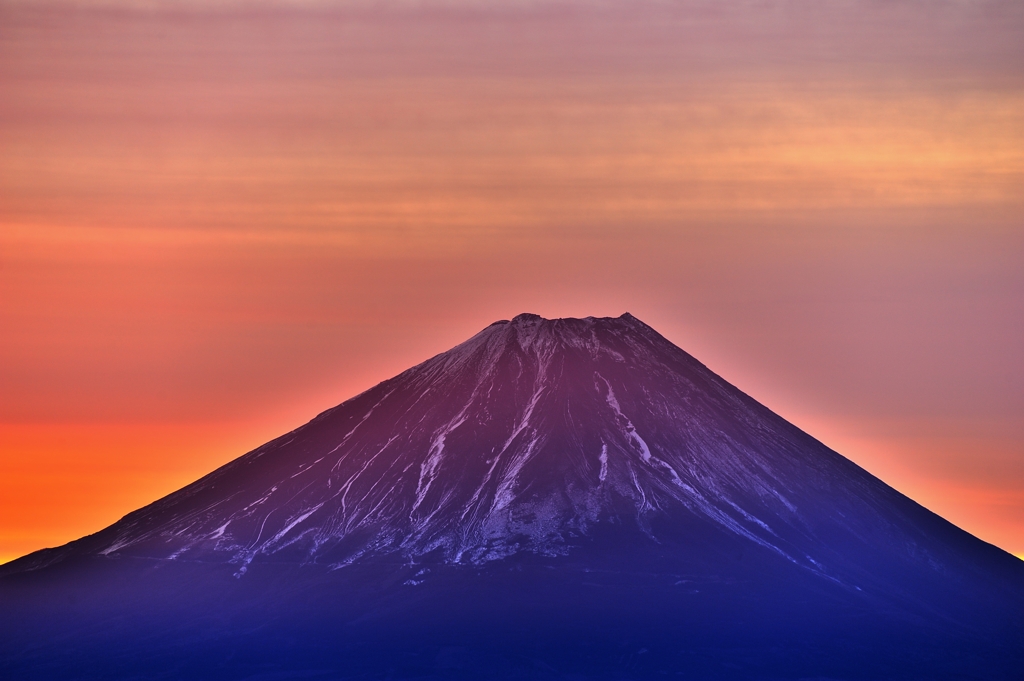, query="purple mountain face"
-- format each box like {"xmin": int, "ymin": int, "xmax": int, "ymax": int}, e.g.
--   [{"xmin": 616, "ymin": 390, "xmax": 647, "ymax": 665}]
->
[{"xmin": 3, "ymin": 314, "xmax": 1023, "ymax": 680}]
